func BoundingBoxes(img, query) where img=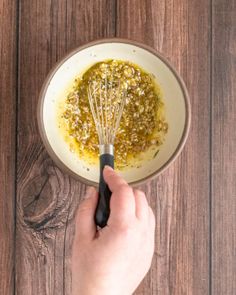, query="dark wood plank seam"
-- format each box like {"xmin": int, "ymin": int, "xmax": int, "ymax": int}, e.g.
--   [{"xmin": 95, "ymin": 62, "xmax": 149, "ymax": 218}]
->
[
  {"xmin": 65, "ymin": 0, "xmax": 68, "ymax": 52},
  {"xmin": 14, "ymin": 0, "xmax": 21, "ymax": 294},
  {"xmin": 210, "ymin": 0, "xmax": 213, "ymax": 294},
  {"xmin": 114, "ymin": 0, "xmax": 117, "ymax": 36}
]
